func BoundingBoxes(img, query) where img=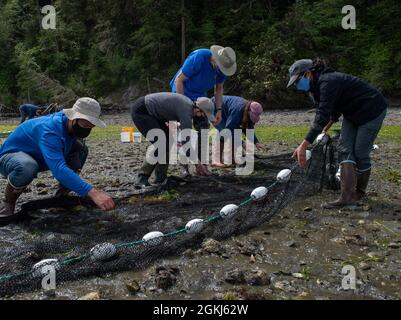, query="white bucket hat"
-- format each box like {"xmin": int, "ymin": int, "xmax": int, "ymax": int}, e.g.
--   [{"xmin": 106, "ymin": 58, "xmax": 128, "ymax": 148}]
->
[
  {"xmin": 63, "ymin": 97, "xmax": 106, "ymax": 128},
  {"xmin": 195, "ymin": 97, "xmax": 215, "ymax": 123},
  {"xmin": 210, "ymin": 45, "xmax": 237, "ymax": 76}
]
